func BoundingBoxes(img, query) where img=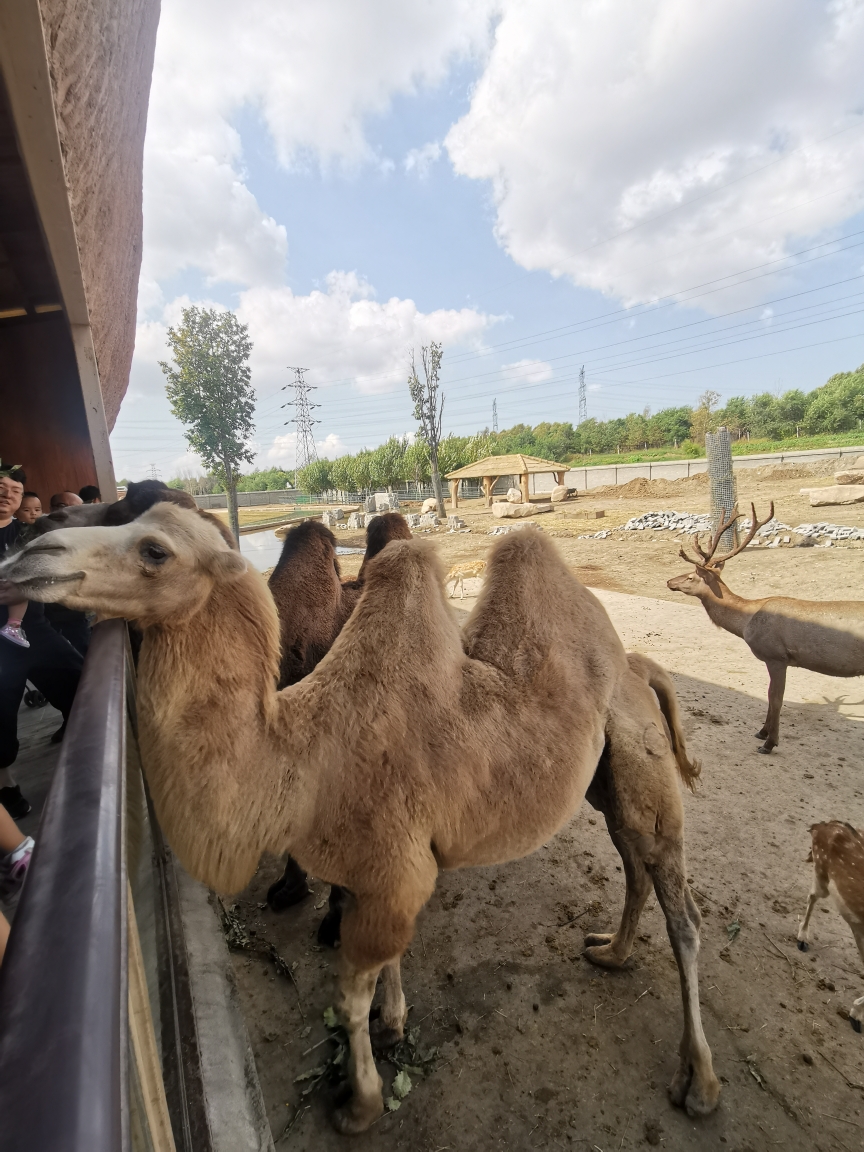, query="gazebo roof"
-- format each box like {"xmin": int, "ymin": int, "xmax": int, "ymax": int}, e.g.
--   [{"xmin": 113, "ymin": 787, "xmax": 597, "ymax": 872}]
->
[{"xmin": 445, "ymin": 453, "xmax": 567, "ymax": 480}]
